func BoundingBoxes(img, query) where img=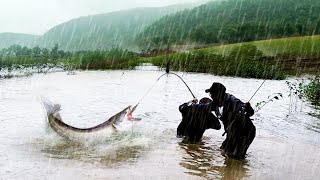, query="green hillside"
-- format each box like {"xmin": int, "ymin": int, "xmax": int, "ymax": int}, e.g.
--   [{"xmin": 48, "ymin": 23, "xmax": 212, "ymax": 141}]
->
[
  {"xmin": 0, "ymin": 33, "xmax": 39, "ymax": 49},
  {"xmin": 37, "ymin": 2, "xmax": 204, "ymax": 51},
  {"xmin": 138, "ymin": 0, "xmax": 320, "ymax": 49},
  {"xmin": 0, "ymin": 2, "xmax": 206, "ymax": 51}
]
